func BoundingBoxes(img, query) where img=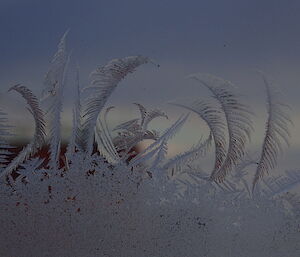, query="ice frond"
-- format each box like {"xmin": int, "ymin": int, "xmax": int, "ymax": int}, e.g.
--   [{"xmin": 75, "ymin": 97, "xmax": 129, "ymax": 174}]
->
[
  {"xmin": 130, "ymin": 114, "xmax": 189, "ymax": 167},
  {"xmin": 1, "ymin": 85, "xmax": 46, "ymax": 178},
  {"xmin": 43, "ymin": 33, "xmax": 69, "ymax": 169},
  {"xmin": 151, "ymin": 139, "xmax": 168, "ymax": 169},
  {"xmin": 225, "ymin": 155, "xmax": 259, "ymax": 197},
  {"xmin": 142, "ymin": 109, "xmax": 168, "ymax": 131},
  {"xmin": 153, "ymin": 113, "xmax": 189, "ymax": 144},
  {"xmin": 133, "ymin": 103, "xmax": 168, "ymax": 130},
  {"xmin": 8, "ymin": 85, "xmax": 45, "ymax": 148},
  {"xmin": 262, "ymin": 170, "xmax": 300, "ymax": 198},
  {"xmin": 66, "ymin": 65, "xmax": 82, "ymax": 159},
  {"xmin": 114, "ymin": 130, "xmax": 159, "ymax": 162},
  {"xmin": 111, "ymin": 105, "xmax": 162, "ymax": 159},
  {"xmin": 42, "ymin": 30, "xmax": 68, "ymax": 100},
  {"xmin": 188, "ymin": 73, "xmax": 253, "ymax": 183},
  {"xmin": 163, "ymin": 132, "xmax": 213, "ymax": 175},
  {"xmin": 0, "ymin": 110, "xmax": 14, "ymax": 168},
  {"xmin": 113, "ymin": 118, "xmax": 140, "ymax": 132},
  {"xmin": 95, "ymin": 109, "xmax": 120, "ymax": 164},
  {"xmin": 102, "ymin": 106, "xmax": 116, "ymax": 152},
  {"xmin": 169, "ymin": 100, "xmax": 226, "ymax": 177},
  {"xmin": 133, "ymin": 102, "xmax": 147, "ymax": 125},
  {"xmin": 78, "ymin": 55, "xmax": 149, "ymax": 154},
  {"xmin": 252, "ymin": 74, "xmax": 292, "ymax": 192}
]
